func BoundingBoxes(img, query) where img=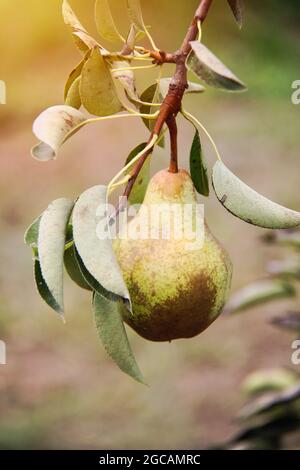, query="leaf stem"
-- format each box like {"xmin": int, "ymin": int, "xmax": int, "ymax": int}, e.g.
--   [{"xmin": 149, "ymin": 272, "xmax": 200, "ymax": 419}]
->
[{"xmin": 181, "ymin": 108, "xmax": 222, "ymax": 162}]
